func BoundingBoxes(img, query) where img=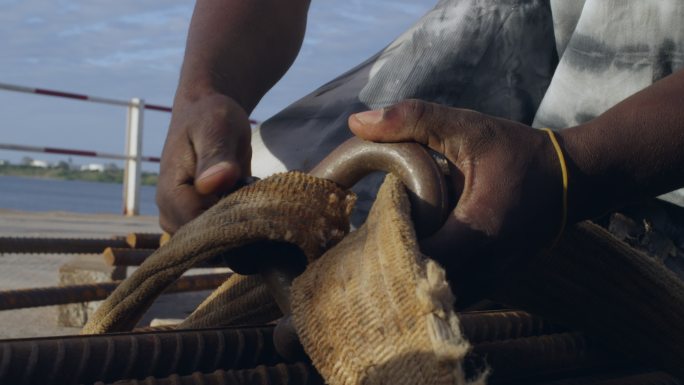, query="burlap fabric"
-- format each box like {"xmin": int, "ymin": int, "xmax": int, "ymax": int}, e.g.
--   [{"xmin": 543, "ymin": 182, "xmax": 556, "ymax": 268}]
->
[
  {"xmin": 82, "ymin": 172, "xmax": 355, "ymax": 334},
  {"xmin": 84, "ymin": 171, "xmax": 483, "ymax": 384},
  {"xmin": 291, "ymin": 174, "xmax": 485, "ymax": 385},
  {"xmin": 180, "ymin": 274, "xmax": 280, "ymax": 329},
  {"xmin": 82, "ymin": 164, "xmax": 684, "ymax": 382}
]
